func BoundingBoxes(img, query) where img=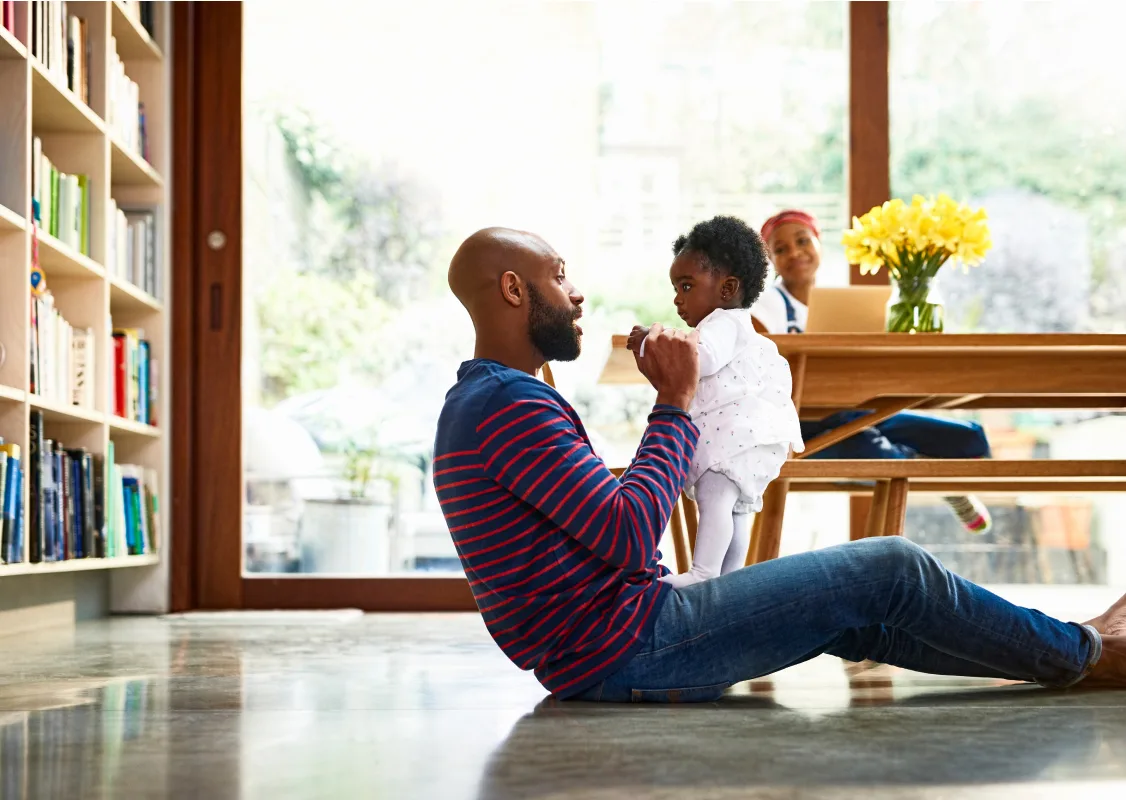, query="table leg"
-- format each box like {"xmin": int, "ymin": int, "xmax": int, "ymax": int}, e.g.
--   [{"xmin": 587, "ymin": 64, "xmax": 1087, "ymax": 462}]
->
[
  {"xmin": 864, "ymin": 481, "xmax": 891, "ymax": 540},
  {"xmin": 884, "ymin": 478, "xmax": 909, "ymax": 536},
  {"xmin": 752, "ymin": 478, "xmax": 790, "ymax": 563},
  {"xmin": 669, "ymin": 498, "xmax": 692, "ymax": 574}
]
